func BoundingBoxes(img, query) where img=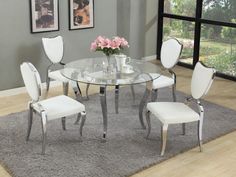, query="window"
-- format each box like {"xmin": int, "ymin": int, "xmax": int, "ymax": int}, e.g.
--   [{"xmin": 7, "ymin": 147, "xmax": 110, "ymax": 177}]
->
[
  {"xmin": 200, "ymin": 24, "xmax": 236, "ymax": 77},
  {"xmin": 163, "ymin": 18, "xmax": 195, "ymax": 65},
  {"xmin": 157, "ymin": 0, "xmax": 236, "ymax": 80},
  {"xmin": 164, "ymin": 0, "xmax": 196, "ymax": 17},
  {"xmin": 202, "ymin": 0, "xmax": 236, "ymax": 24}
]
